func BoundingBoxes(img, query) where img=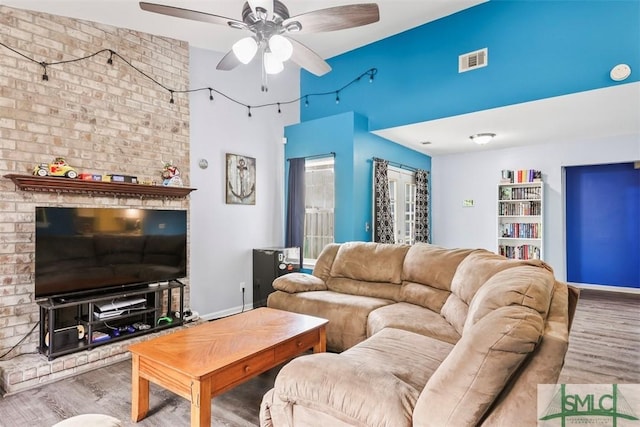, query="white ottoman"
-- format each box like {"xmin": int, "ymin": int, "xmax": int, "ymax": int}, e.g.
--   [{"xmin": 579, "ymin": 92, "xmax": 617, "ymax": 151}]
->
[{"xmin": 52, "ymin": 414, "xmax": 122, "ymax": 427}]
